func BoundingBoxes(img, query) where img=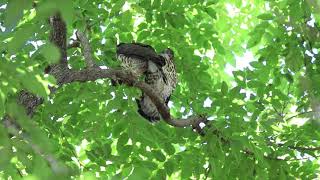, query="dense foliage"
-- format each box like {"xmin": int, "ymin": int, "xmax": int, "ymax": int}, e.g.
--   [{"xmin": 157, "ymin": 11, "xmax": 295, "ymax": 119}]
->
[{"xmin": 1, "ymin": 0, "xmax": 320, "ymax": 179}]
